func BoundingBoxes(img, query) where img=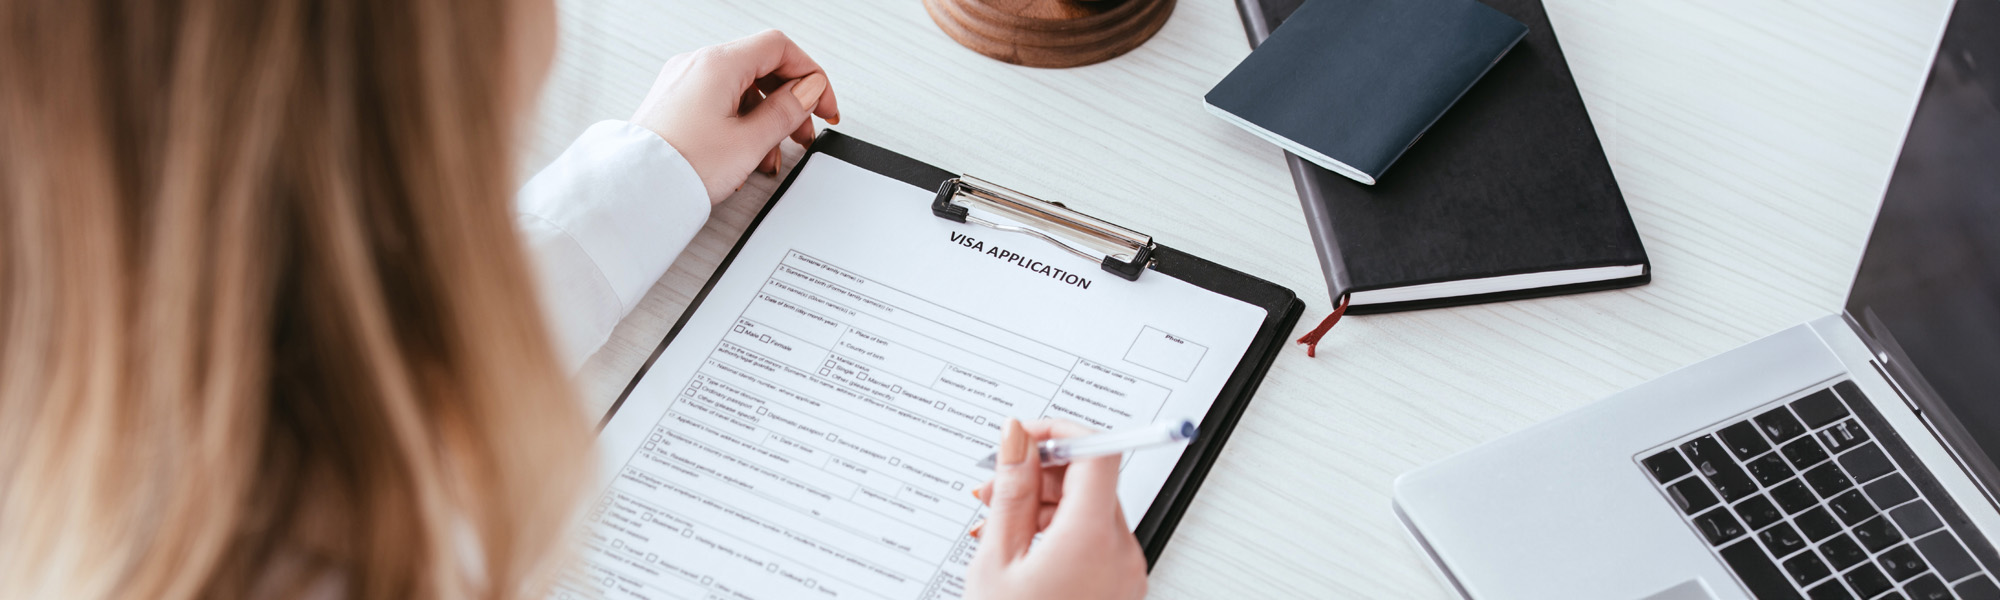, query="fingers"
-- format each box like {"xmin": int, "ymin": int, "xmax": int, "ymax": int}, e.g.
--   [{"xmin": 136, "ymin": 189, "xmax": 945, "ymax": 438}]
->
[
  {"xmin": 740, "ymin": 77, "xmax": 814, "ymax": 165},
  {"xmin": 978, "ymin": 419, "xmax": 1042, "ymax": 562},
  {"xmin": 970, "ymin": 474, "xmax": 1059, "ymax": 511},
  {"xmin": 754, "ymin": 72, "xmax": 837, "ymax": 123},
  {"xmin": 722, "ymin": 29, "xmax": 823, "ymax": 81},
  {"xmin": 1046, "ymin": 452, "xmax": 1123, "ymax": 532},
  {"xmin": 790, "ymin": 118, "xmax": 815, "ymax": 148},
  {"xmin": 736, "ymin": 86, "xmax": 787, "ymax": 175},
  {"xmin": 811, "ymin": 80, "xmax": 840, "ymax": 124},
  {"xmin": 719, "ymin": 30, "xmax": 841, "ymax": 124},
  {"xmin": 968, "ymin": 504, "xmax": 1064, "ymax": 540},
  {"xmin": 737, "ymin": 87, "xmax": 762, "ymax": 117},
  {"xmin": 754, "ymin": 74, "xmax": 787, "ymax": 94},
  {"xmin": 740, "ymin": 75, "xmax": 813, "ymax": 134},
  {"xmin": 972, "ymin": 419, "xmax": 1093, "ymax": 508},
  {"xmin": 1041, "ymin": 467, "xmax": 1065, "ymax": 504},
  {"xmin": 971, "ymin": 458, "xmax": 1067, "ymax": 508},
  {"xmin": 758, "ymin": 147, "xmax": 779, "ymax": 175},
  {"xmin": 737, "ymin": 82, "xmax": 809, "ymax": 171},
  {"xmin": 1017, "ymin": 418, "xmax": 1099, "ymax": 440}
]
